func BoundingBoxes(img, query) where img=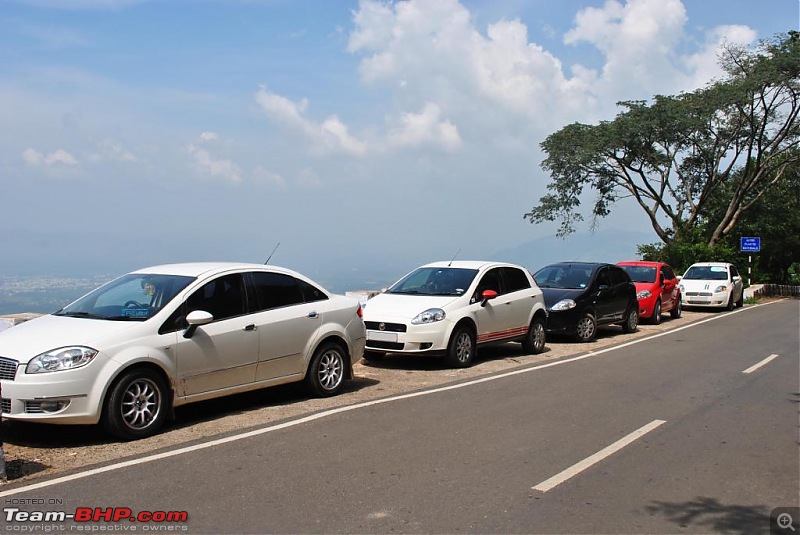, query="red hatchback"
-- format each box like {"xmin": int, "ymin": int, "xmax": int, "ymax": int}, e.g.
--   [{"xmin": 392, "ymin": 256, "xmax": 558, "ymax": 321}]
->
[{"xmin": 617, "ymin": 261, "xmax": 682, "ymax": 324}]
